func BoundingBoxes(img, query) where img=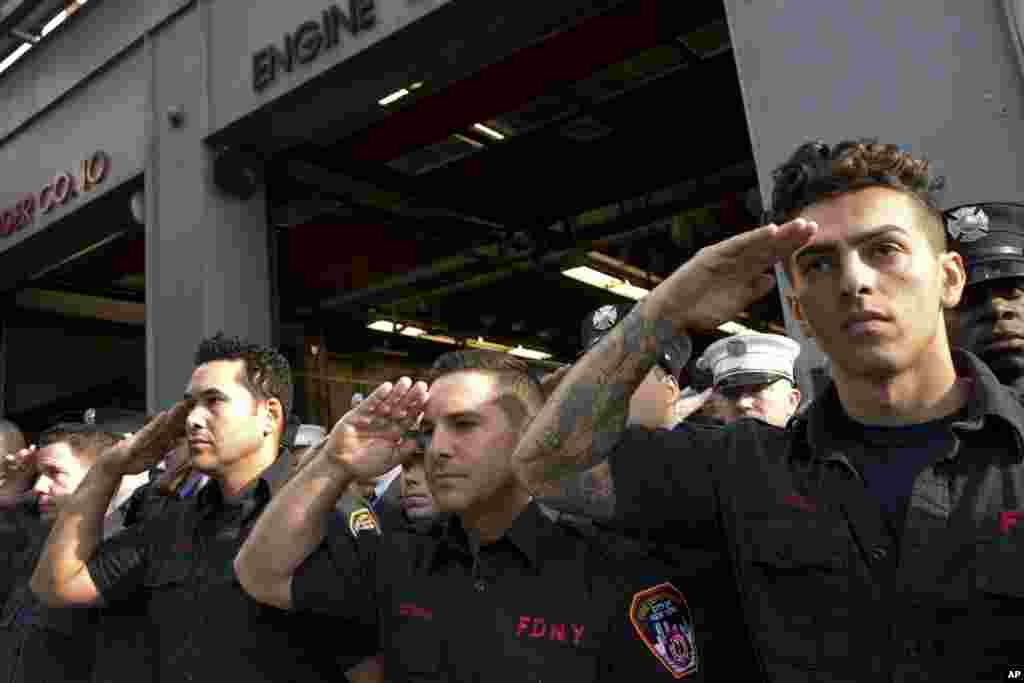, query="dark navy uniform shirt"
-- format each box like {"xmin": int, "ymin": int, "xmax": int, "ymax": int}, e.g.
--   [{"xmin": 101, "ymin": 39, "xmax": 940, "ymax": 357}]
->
[
  {"xmin": 611, "ymin": 349, "xmax": 1024, "ymax": 682},
  {"xmin": 293, "ymin": 500, "xmax": 706, "ymax": 682},
  {"xmin": 0, "ymin": 502, "xmax": 97, "ymax": 683},
  {"xmin": 86, "ymin": 456, "xmax": 374, "ymax": 683}
]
